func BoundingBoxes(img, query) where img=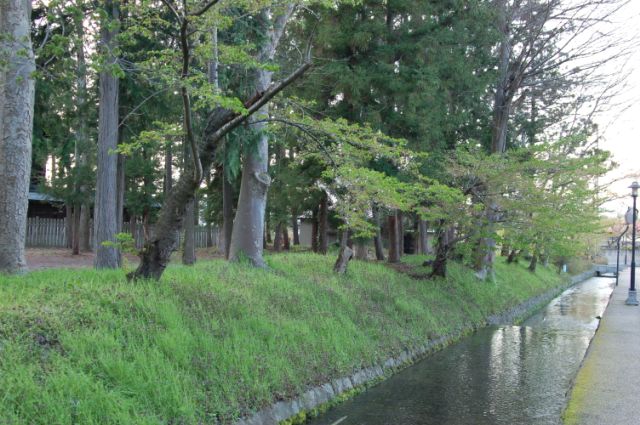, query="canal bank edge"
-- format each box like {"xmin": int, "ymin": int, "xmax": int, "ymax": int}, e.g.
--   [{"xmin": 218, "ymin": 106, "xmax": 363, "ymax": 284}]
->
[
  {"xmin": 487, "ymin": 267, "xmax": 597, "ymax": 326},
  {"xmin": 234, "ymin": 267, "xmax": 597, "ymax": 425}
]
